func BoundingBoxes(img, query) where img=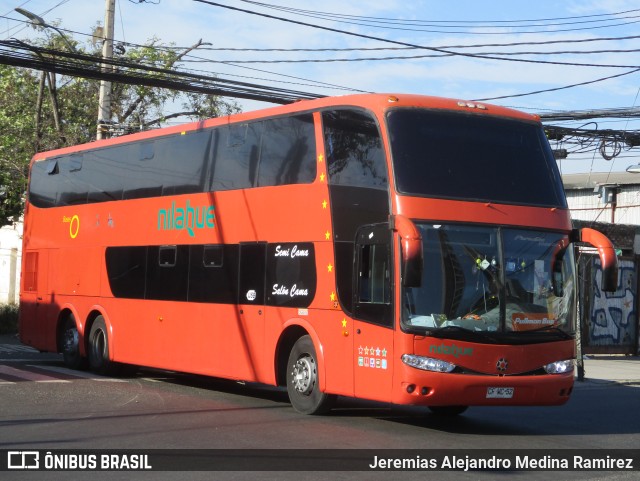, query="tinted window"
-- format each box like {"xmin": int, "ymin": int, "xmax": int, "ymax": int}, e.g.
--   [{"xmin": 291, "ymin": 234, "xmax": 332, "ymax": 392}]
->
[
  {"xmin": 323, "ymin": 110, "xmax": 387, "ymax": 189},
  {"xmin": 388, "ymin": 109, "xmax": 567, "ymax": 207},
  {"xmin": 258, "ymin": 115, "xmax": 316, "ymax": 186},
  {"xmin": 28, "ymin": 114, "xmax": 317, "ymax": 208},
  {"xmin": 157, "ymin": 130, "xmax": 210, "ymax": 195},
  {"xmin": 211, "ymin": 123, "xmax": 261, "ymax": 190},
  {"xmin": 29, "ymin": 160, "xmax": 59, "ymax": 207}
]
